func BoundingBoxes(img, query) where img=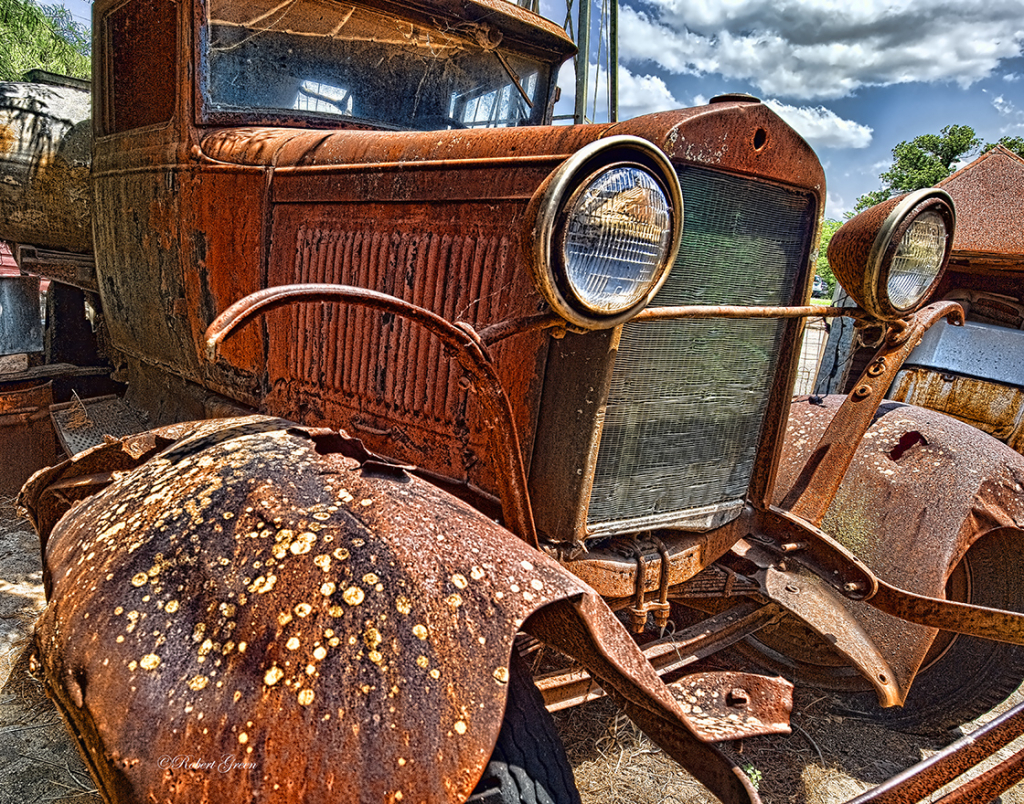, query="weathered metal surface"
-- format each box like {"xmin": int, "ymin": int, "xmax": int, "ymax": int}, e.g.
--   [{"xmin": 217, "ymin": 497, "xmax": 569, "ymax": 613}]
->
[
  {"xmin": 34, "ymin": 416, "xmax": 588, "ymax": 804},
  {"xmin": 0, "ymin": 76, "xmax": 92, "ymax": 252},
  {"xmin": 0, "ymin": 381, "xmax": 56, "ymax": 495},
  {"xmin": 937, "ymin": 144, "xmax": 1024, "ymax": 259},
  {"xmin": 537, "ymin": 601, "xmax": 784, "ymax": 711},
  {"xmin": 773, "ymin": 395, "xmax": 1024, "ymax": 699},
  {"xmin": 205, "ymin": 283, "xmax": 539, "ymax": 548},
  {"xmin": 846, "ymin": 697, "xmax": 1024, "ymax": 804},
  {"xmin": 890, "ymin": 368, "xmax": 1024, "ymax": 455},
  {"xmin": 669, "ymin": 671, "xmax": 793, "ymax": 743},
  {"xmin": 780, "ymin": 300, "xmax": 965, "ymax": 525},
  {"xmin": 902, "ymin": 318, "xmax": 1024, "ymax": 387},
  {"xmin": 0, "ymin": 275, "xmax": 42, "ymax": 355},
  {"xmin": 526, "ymin": 595, "xmax": 762, "ymax": 804},
  {"xmin": 32, "ymin": 414, "xmax": 781, "ymax": 804},
  {"xmin": 15, "ymin": 244, "xmax": 97, "ymax": 293}
]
